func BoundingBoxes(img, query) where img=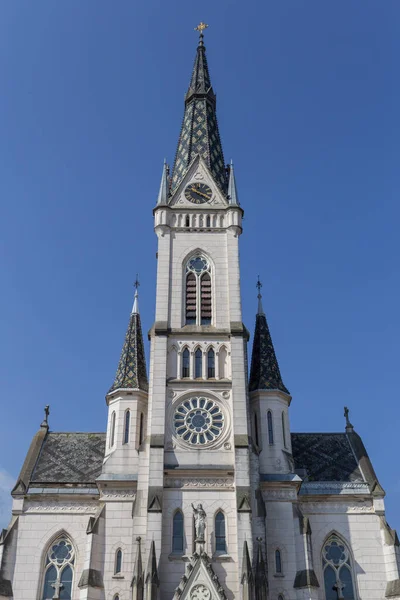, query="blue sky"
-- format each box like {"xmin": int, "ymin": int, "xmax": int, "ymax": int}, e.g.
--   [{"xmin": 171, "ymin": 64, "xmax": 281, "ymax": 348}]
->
[{"xmin": 1, "ymin": 1, "xmax": 399, "ymax": 529}]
